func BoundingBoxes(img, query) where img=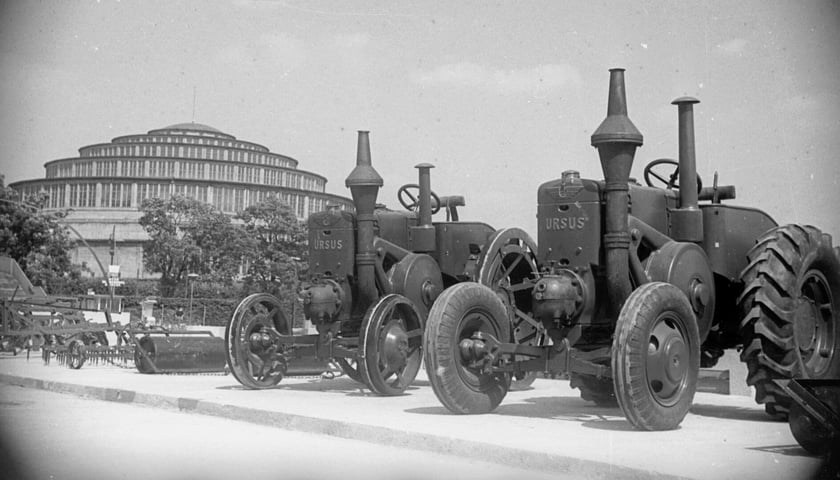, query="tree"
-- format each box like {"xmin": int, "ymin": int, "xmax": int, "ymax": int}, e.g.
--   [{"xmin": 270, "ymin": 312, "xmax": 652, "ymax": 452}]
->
[
  {"xmin": 0, "ymin": 183, "xmax": 86, "ymax": 292},
  {"xmin": 139, "ymin": 195, "xmax": 245, "ymax": 297},
  {"xmin": 236, "ymin": 195, "xmax": 307, "ymax": 299}
]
